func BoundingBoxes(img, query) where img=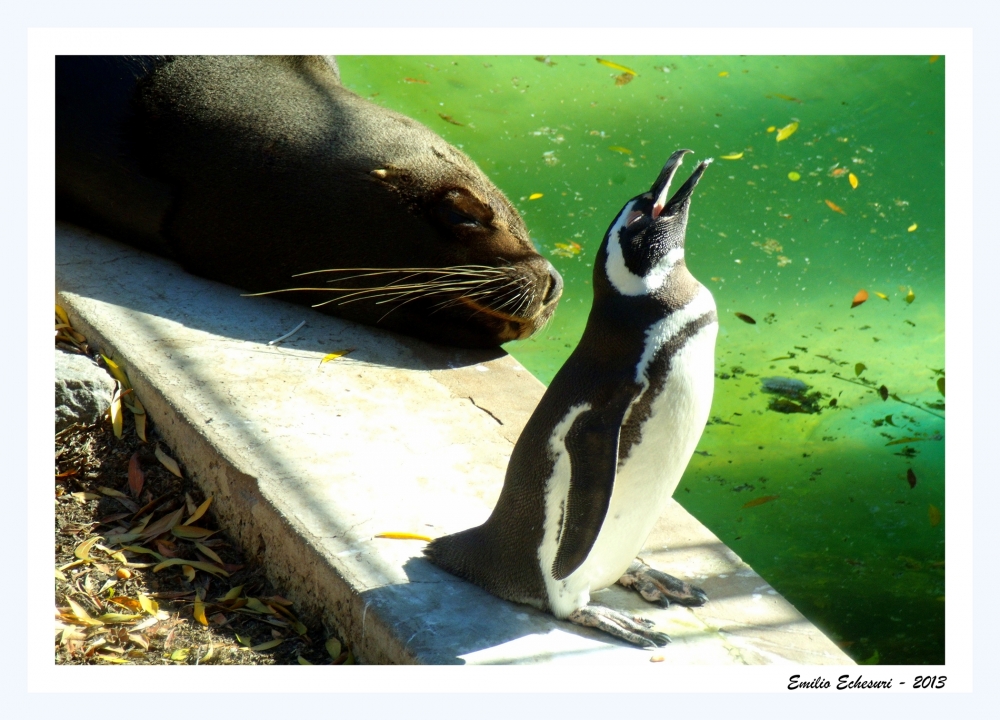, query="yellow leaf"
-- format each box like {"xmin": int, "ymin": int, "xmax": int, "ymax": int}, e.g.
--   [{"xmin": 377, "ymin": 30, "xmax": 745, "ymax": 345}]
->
[
  {"xmin": 767, "ymin": 126, "xmax": 776, "ymax": 132},
  {"xmin": 137, "ymin": 593, "xmax": 159, "ymax": 615},
  {"xmin": 374, "ymin": 532, "xmax": 433, "ymax": 542},
  {"xmin": 250, "ymin": 639, "xmax": 283, "ymax": 652},
  {"xmin": 182, "ymin": 565, "xmax": 196, "ymax": 582},
  {"xmin": 123, "ymin": 544, "xmax": 165, "ymax": 562},
  {"xmin": 194, "ymin": 591, "xmax": 208, "ymax": 626},
  {"xmin": 596, "ymin": 57, "xmax": 637, "ymax": 75},
  {"xmin": 908, "ymin": 223, "xmax": 918, "ymax": 232},
  {"xmin": 719, "ymin": 152, "xmax": 743, "ymax": 160},
  {"xmin": 135, "ymin": 411, "xmax": 147, "ymax": 442},
  {"xmin": 297, "ymin": 655, "xmax": 313, "ymax": 665},
  {"xmin": 905, "ymin": 289, "xmax": 915, "ymax": 304},
  {"xmin": 98, "ymin": 486, "xmax": 128, "ymax": 498},
  {"xmin": 244, "ymin": 598, "xmax": 276, "ymax": 615},
  {"xmin": 928, "ymin": 504, "xmax": 942, "ymax": 527},
  {"xmin": 139, "ymin": 507, "xmax": 186, "ymax": 539},
  {"xmin": 171, "ymin": 525, "xmax": 217, "ymax": 540},
  {"xmin": 320, "ymin": 348, "xmax": 355, "ymax": 364},
  {"xmin": 101, "ymin": 355, "xmax": 131, "ymax": 389},
  {"xmin": 528, "ymin": 193, "xmax": 544, "ymax": 200},
  {"xmin": 201, "ymin": 643, "xmax": 214, "ymax": 663},
  {"xmin": 55, "ymin": 305, "xmax": 70, "ymax": 326},
  {"xmin": 153, "ymin": 558, "xmax": 229, "ymax": 578},
  {"xmin": 776, "ymin": 121, "xmax": 799, "ymax": 142},
  {"xmin": 195, "ymin": 542, "xmax": 223, "ymax": 564},
  {"xmin": 74, "ymin": 536, "xmax": 103, "ymax": 561},
  {"xmin": 110, "ymin": 388, "xmax": 122, "ymax": 439},
  {"xmin": 874, "ymin": 292, "xmax": 888, "ymax": 300},
  {"xmin": 343, "ymin": 651, "xmax": 355, "ymax": 665},
  {"xmin": 718, "ymin": 71, "xmax": 729, "ymax": 77},
  {"xmin": 170, "ymin": 648, "xmax": 190, "ymax": 662},
  {"xmin": 116, "ymin": 568, "xmax": 132, "ymax": 580},
  {"xmin": 155, "ymin": 444, "xmax": 183, "ymax": 477},
  {"xmin": 223, "ymin": 585, "xmax": 244, "ymax": 601},
  {"xmin": 70, "ymin": 491, "xmax": 101, "ymax": 503},
  {"xmin": 608, "ymin": 146, "xmax": 632, "ymax": 155},
  {"xmin": 325, "ymin": 637, "xmax": 342, "ymax": 659},
  {"xmin": 787, "ymin": 171, "xmax": 801, "ymax": 181},
  {"xmin": 66, "ymin": 598, "xmax": 102, "ymax": 626},
  {"xmin": 97, "ymin": 612, "xmax": 142, "ymax": 623},
  {"xmin": 849, "ymin": 172, "xmax": 859, "ymax": 189},
  {"xmin": 186, "ymin": 496, "xmax": 213, "ymax": 525},
  {"xmin": 235, "ymin": 633, "xmax": 252, "ymax": 647},
  {"xmin": 55, "ymin": 568, "xmax": 67, "ymax": 581}
]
